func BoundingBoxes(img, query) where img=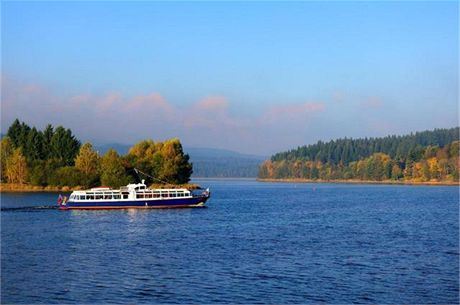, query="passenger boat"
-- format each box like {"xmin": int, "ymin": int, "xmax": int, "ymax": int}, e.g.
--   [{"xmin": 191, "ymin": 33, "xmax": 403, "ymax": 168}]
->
[{"xmin": 57, "ymin": 180, "xmax": 210, "ymax": 210}]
